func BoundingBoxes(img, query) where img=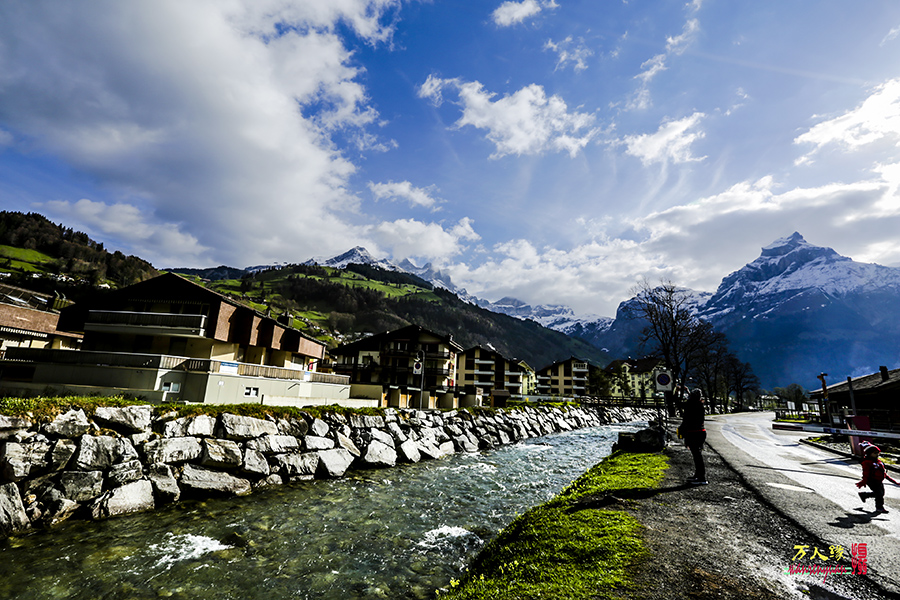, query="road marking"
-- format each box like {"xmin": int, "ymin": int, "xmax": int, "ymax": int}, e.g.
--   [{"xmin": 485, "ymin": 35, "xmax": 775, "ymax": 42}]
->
[{"xmin": 765, "ymin": 482, "xmax": 815, "ymax": 493}]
